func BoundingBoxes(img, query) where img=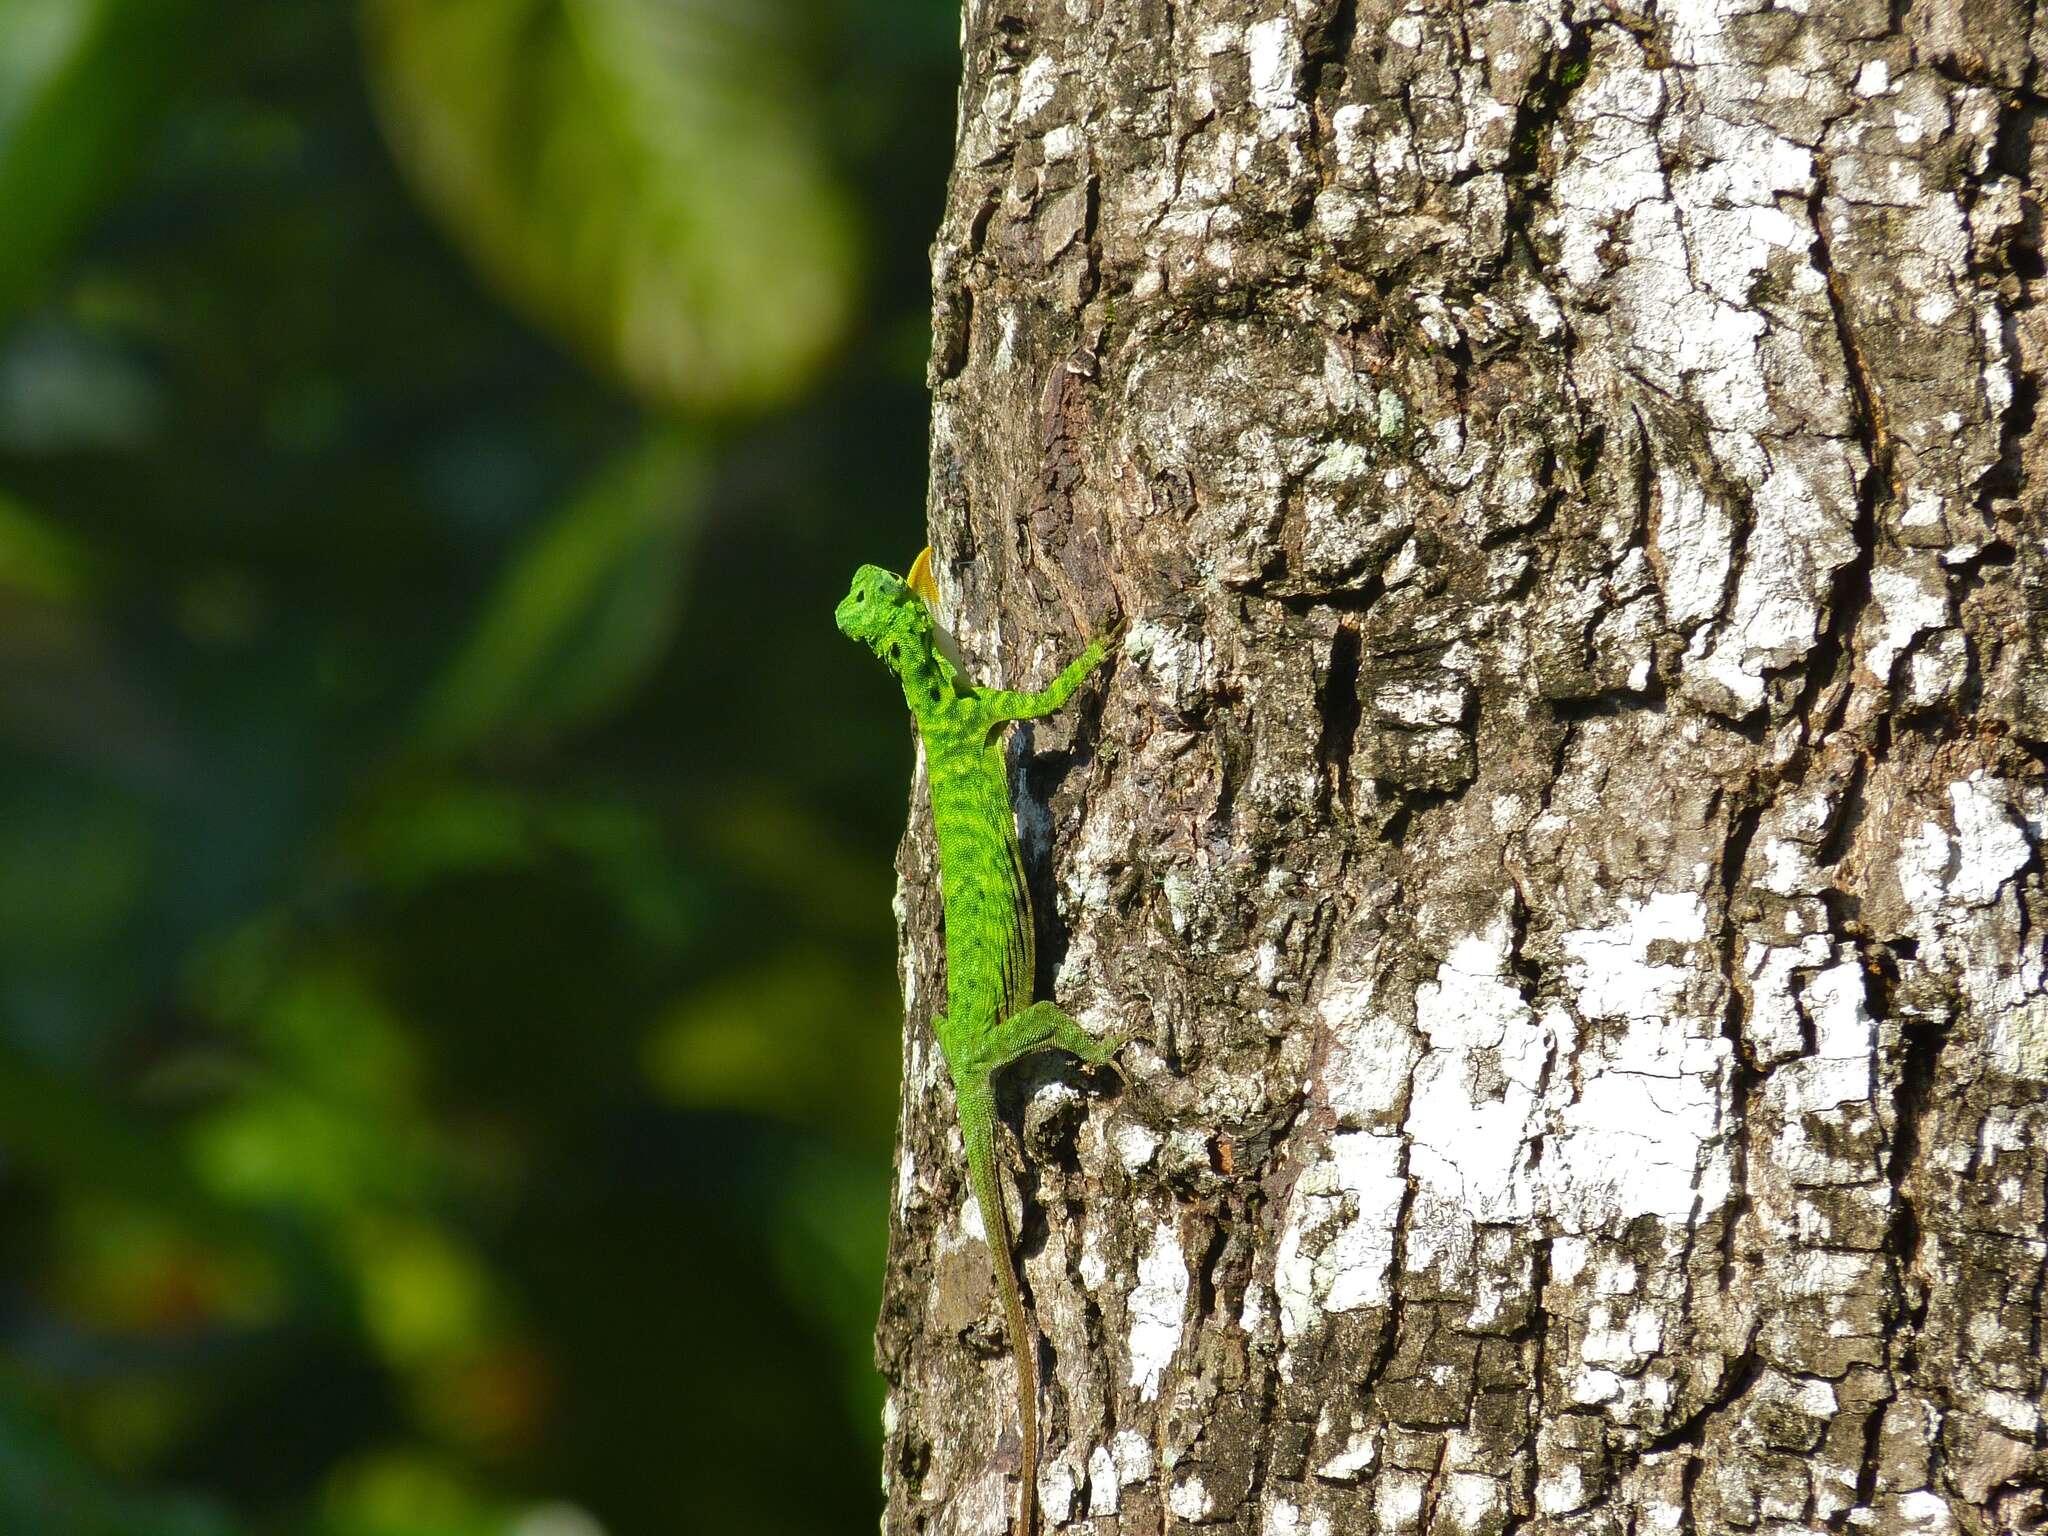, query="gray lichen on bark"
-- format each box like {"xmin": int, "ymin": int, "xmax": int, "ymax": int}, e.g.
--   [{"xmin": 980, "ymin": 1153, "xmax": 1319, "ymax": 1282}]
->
[{"xmin": 877, "ymin": 2, "xmax": 2048, "ymax": 1533}]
